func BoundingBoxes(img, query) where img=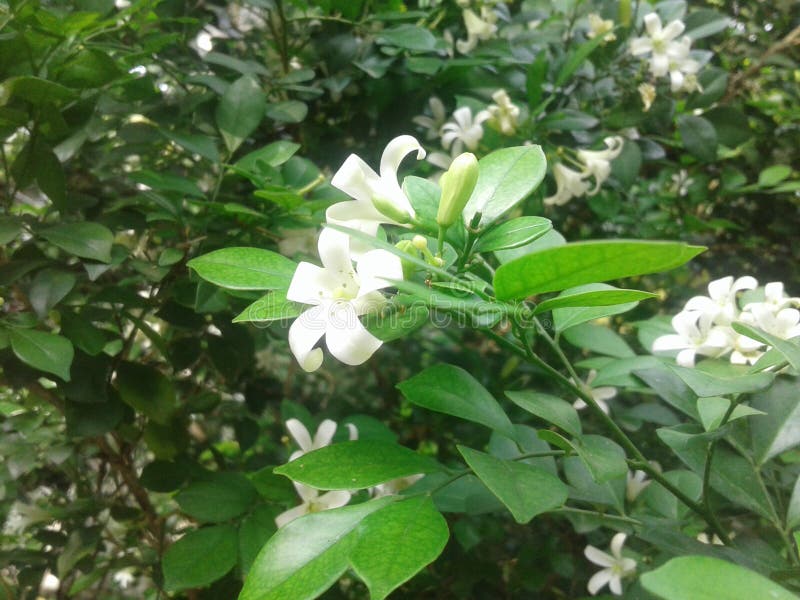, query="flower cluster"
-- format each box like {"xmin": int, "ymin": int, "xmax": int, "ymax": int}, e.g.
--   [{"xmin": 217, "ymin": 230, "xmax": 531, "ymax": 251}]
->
[
  {"xmin": 286, "ymin": 136, "xmax": 426, "ymax": 372},
  {"xmin": 630, "ymin": 13, "xmax": 701, "ymax": 93},
  {"xmin": 652, "ymin": 276, "xmax": 800, "ymax": 367},
  {"xmin": 455, "ymin": 2, "xmax": 498, "ymax": 54},
  {"xmin": 544, "ymin": 137, "xmax": 624, "ymax": 206}
]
